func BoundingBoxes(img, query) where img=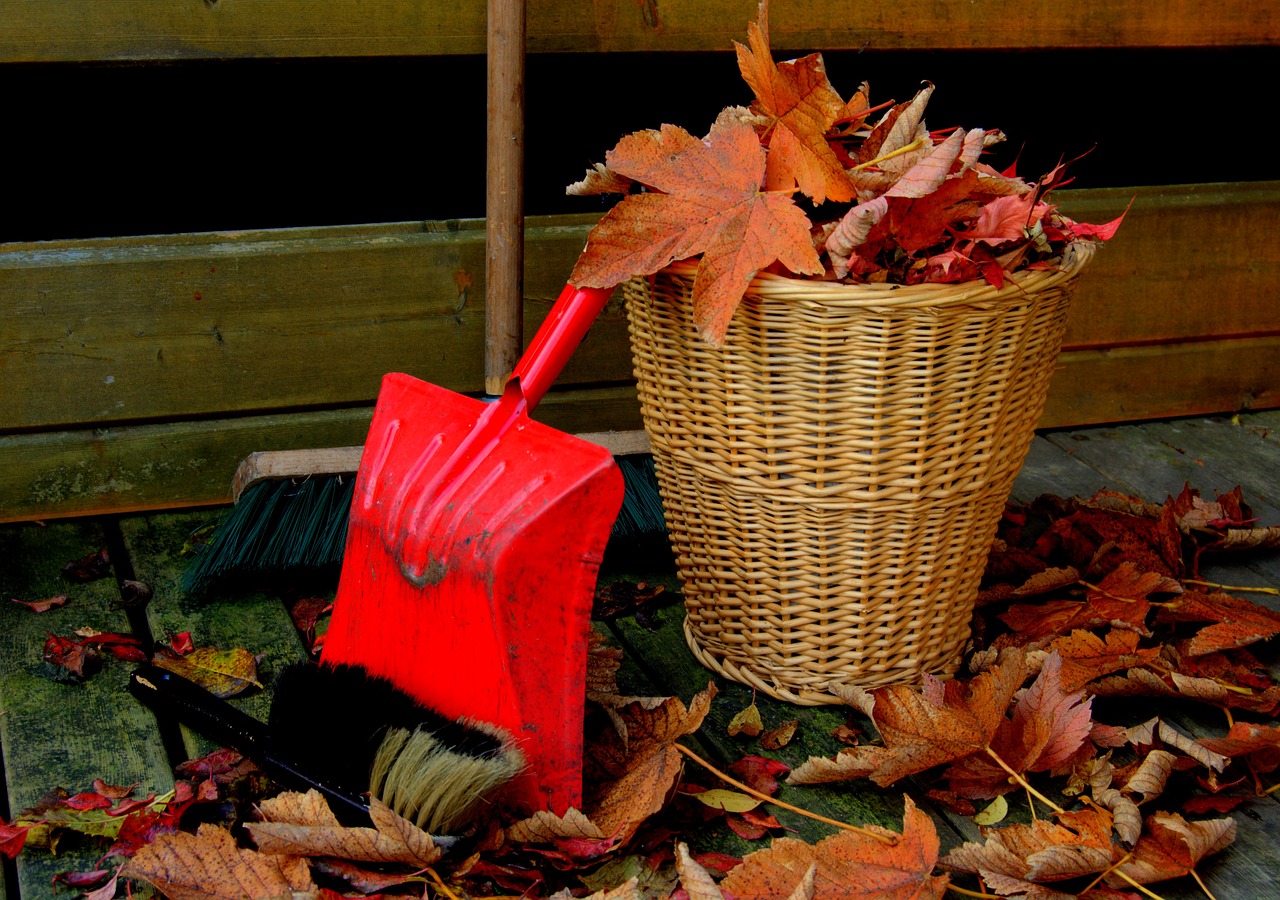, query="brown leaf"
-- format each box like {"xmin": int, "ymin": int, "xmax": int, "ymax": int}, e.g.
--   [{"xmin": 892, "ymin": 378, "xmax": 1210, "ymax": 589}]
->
[
  {"xmin": 245, "ymin": 790, "xmax": 442, "ymax": 867},
  {"xmin": 941, "ymin": 807, "xmax": 1118, "ymax": 891},
  {"xmin": 1046, "ymin": 630, "xmax": 1160, "ymax": 692},
  {"xmin": 1093, "ymin": 788, "xmax": 1143, "ymax": 846},
  {"xmin": 1156, "ymin": 590, "xmax": 1280, "ymax": 655},
  {"xmin": 11, "ymin": 594, "xmax": 68, "ymax": 613},
  {"xmin": 152, "ymin": 646, "xmax": 262, "ymax": 698},
  {"xmin": 569, "ymin": 120, "xmax": 823, "ymax": 346},
  {"xmin": 761, "ymin": 719, "xmax": 799, "ymax": 750},
  {"xmin": 1116, "ymin": 749, "xmax": 1178, "ymax": 802},
  {"xmin": 123, "ymin": 823, "xmax": 314, "ymax": 900},
  {"xmin": 676, "ymin": 841, "xmax": 727, "ymax": 900},
  {"xmin": 506, "ymin": 808, "xmax": 605, "ymax": 844},
  {"xmin": 734, "ymin": 8, "xmax": 851, "ymax": 204},
  {"xmin": 1198, "ymin": 720, "xmax": 1280, "ymax": 774},
  {"xmin": 1107, "ymin": 813, "xmax": 1235, "ymax": 887},
  {"xmin": 721, "ymin": 796, "xmax": 947, "ymax": 900}
]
